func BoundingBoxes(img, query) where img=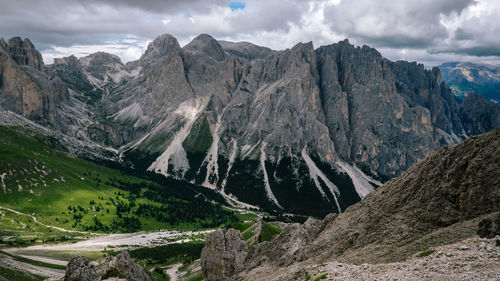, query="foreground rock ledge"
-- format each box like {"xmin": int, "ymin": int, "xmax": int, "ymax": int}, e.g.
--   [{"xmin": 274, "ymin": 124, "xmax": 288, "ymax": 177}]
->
[
  {"xmin": 64, "ymin": 250, "xmax": 151, "ymax": 281},
  {"xmin": 201, "ymin": 228, "xmax": 248, "ymax": 281}
]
